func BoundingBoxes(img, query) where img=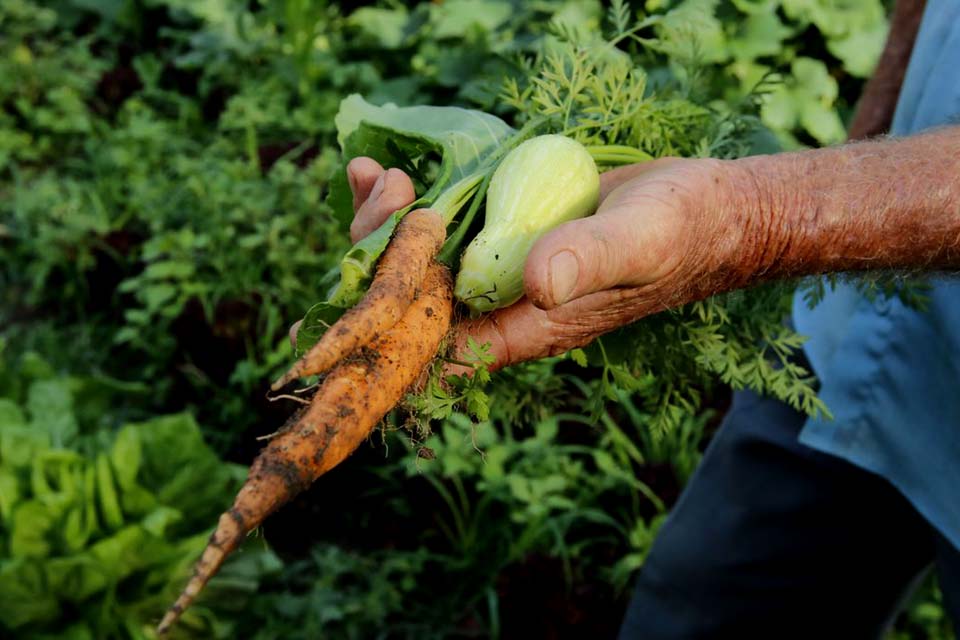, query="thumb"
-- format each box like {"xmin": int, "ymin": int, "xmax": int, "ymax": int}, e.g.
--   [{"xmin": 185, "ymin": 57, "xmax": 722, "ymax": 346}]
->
[{"xmin": 523, "ymin": 183, "xmax": 687, "ymax": 310}]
